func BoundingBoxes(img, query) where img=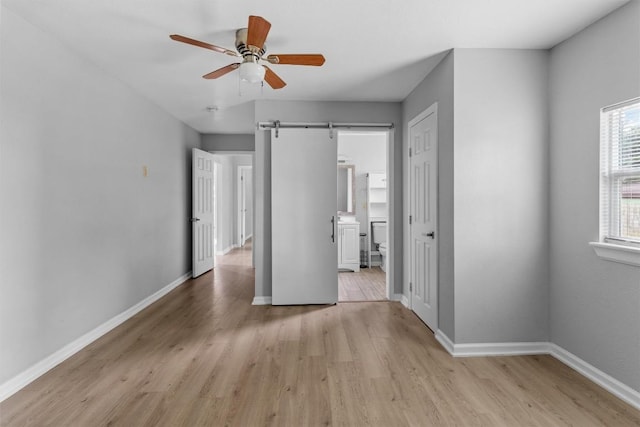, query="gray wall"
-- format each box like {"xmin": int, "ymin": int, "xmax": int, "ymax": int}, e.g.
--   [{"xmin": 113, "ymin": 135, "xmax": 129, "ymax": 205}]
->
[
  {"xmin": 202, "ymin": 134, "xmax": 255, "ymax": 152},
  {"xmin": 402, "ymin": 51, "xmax": 456, "ymax": 338},
  {"xmin": 254, "ymin": 101, "xmax": 402, "ymax": 299},
  {"xmin": 453, "ymin": 49, "xmax": 549, "ymax": 343},
  {"xmin": 549, "ymin": 1, "xmax": 640, "ymax": 392},
  {"xmin": 402, "ymin": 48, "xmax": 550, "ymax": 344},
  {"xmin": 0, "ymin": 8, "xmax": 200, "ymax": 384}
]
